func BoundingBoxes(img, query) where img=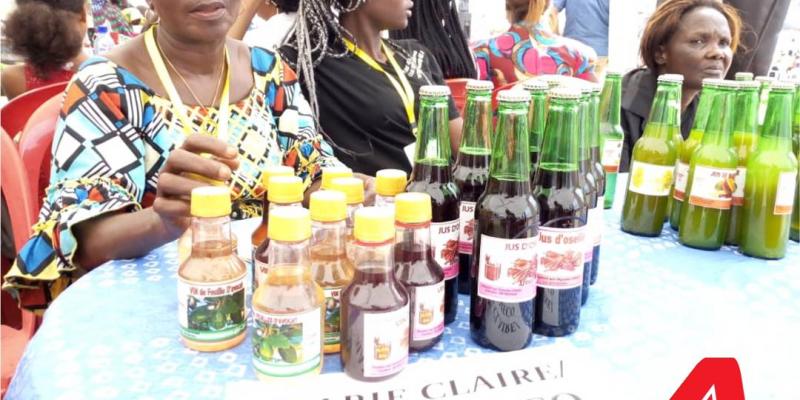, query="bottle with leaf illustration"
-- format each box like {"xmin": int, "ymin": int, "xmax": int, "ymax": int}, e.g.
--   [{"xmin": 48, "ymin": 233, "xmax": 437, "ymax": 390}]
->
[
  {"xmin": 178, "ymin": 186, "xmax": 247, "ymax": 352},
  {"xmin": 252, "ymin": 207, "xmax": 324, "ymax": 380}
]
